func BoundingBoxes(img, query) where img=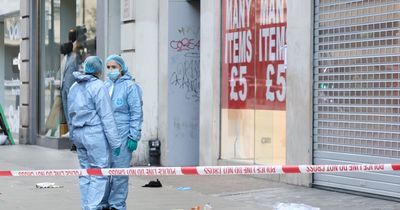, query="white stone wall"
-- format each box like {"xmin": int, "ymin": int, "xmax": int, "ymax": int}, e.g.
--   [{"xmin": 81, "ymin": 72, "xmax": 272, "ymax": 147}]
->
[
  {"xmin": 282, "ymin": 0, "xmax": 313, "ymax": 186},
  {"xmin": 120, "ymin": 0, "xmax": 160, "ymax": 165},
  {"xmin": 157, "ymin": 0, "xmax": 169, "ymax": 166},
  {"xmin": 19, "ymin": 0, "xmax": 31, "ymax": 143},
  {"xmin": 199, "ymin": 0, "xmax": 221, "ymax": 166}
]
